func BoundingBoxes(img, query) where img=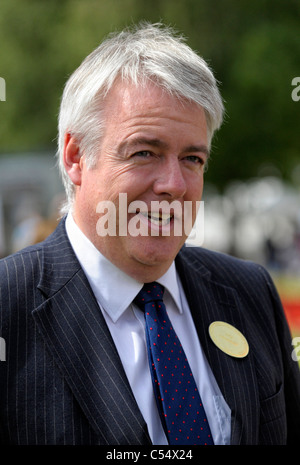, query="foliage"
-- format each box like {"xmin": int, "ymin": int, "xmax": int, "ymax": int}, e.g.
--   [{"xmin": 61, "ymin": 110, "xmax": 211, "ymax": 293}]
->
[{"xmin": 0, "ymin": 0, "xmax": 299, "ymax": 189}]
